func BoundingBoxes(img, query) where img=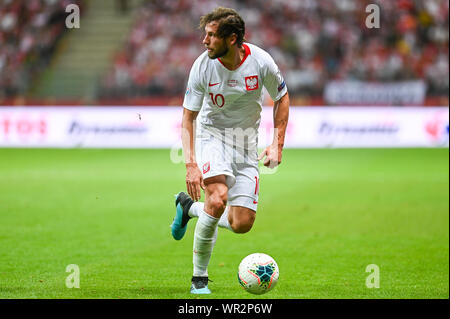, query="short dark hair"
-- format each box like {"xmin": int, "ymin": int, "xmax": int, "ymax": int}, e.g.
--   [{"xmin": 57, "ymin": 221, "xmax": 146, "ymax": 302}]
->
[{"xmin": 199, "ymin": 7, "xmax": 246, "ymax": 47}]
